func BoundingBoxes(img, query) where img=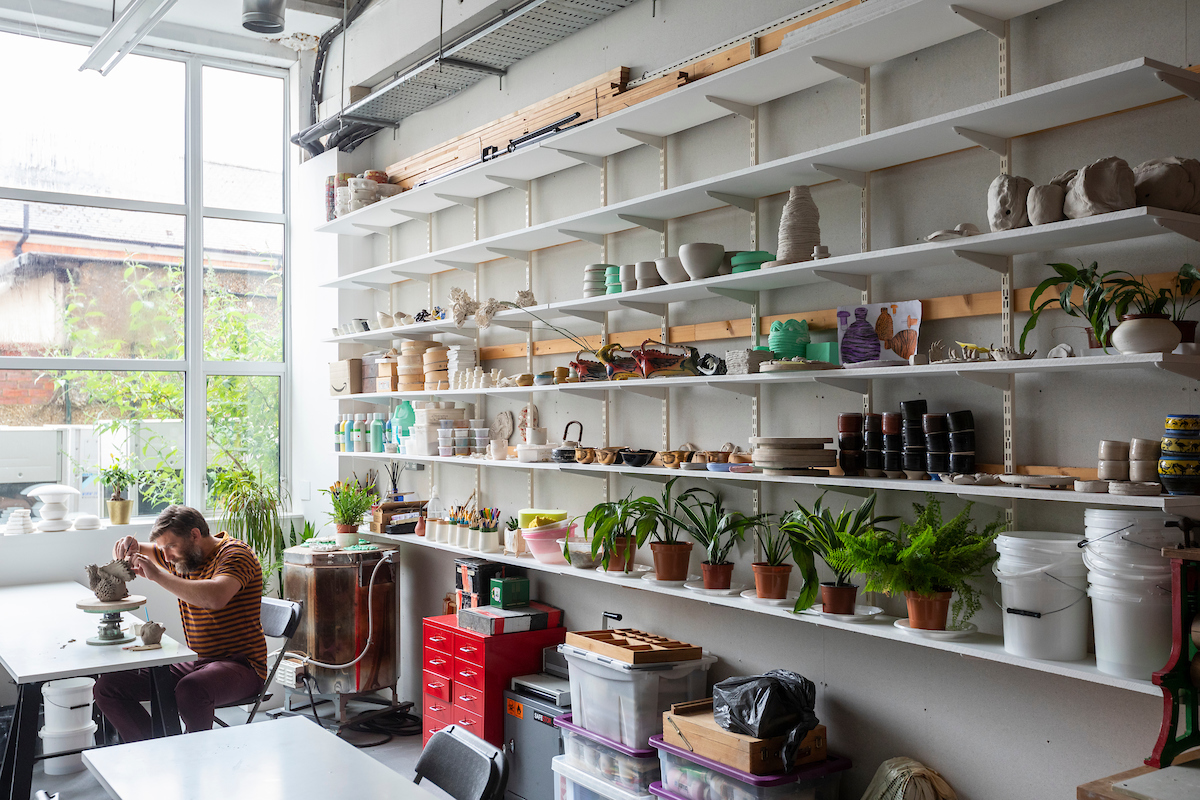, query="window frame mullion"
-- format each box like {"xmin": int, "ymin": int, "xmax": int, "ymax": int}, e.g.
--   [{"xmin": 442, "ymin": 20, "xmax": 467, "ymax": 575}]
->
[{"xmin": 184, "ymin": 55, "xmax": 206, "ymax": 511}]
